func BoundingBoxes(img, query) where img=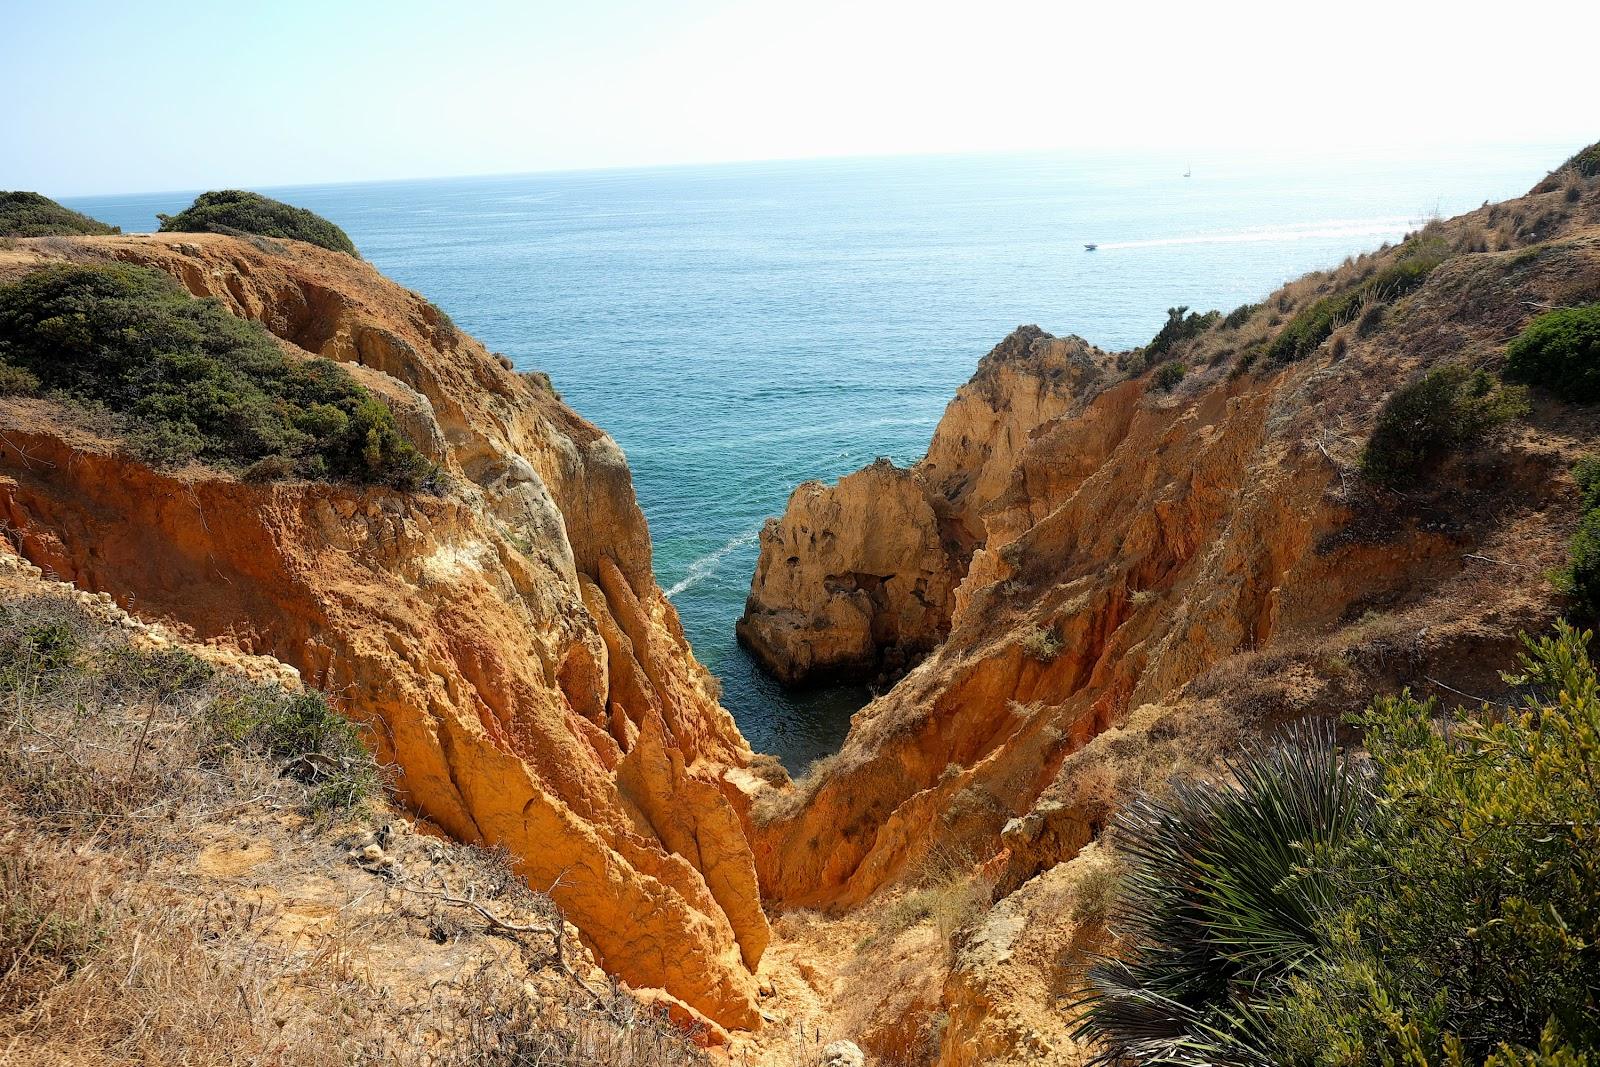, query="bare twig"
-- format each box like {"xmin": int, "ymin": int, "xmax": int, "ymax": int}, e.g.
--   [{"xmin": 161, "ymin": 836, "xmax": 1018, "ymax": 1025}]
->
[
  {"xmin": 1463, "ymin": 552, "xmax": 1525, "ymax": 571},
  {"xmin": 1423, "ymin": 674, "xmax": 1515, "ymax": 711}
]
